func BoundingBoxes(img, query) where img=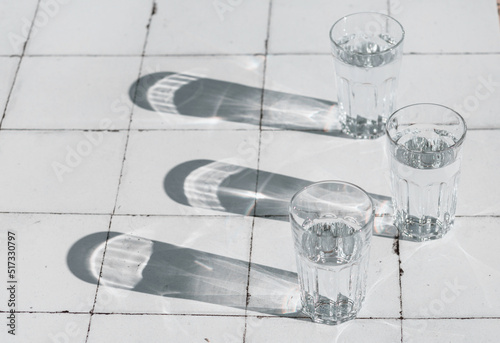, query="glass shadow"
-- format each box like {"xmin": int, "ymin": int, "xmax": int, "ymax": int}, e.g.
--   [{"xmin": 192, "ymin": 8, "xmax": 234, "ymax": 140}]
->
[
  {"xmin": 164, "ymin": 159, "xmax": 397, "ymax": 238},
  {"xmin": 129, "ymin": 72, "xmax": 353, "ymax": 137},
  {"xmin": 68, "ymin": 231, "xmax": 302, "ymax": 317}
]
